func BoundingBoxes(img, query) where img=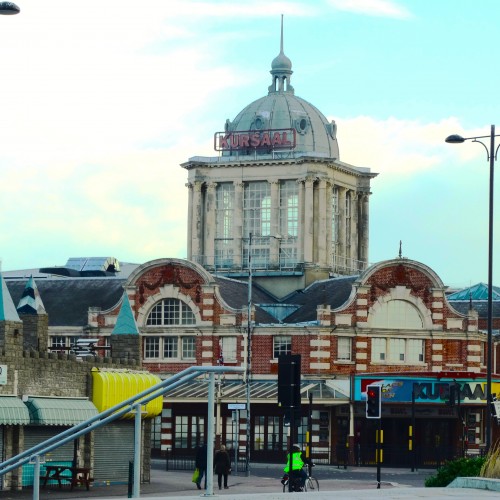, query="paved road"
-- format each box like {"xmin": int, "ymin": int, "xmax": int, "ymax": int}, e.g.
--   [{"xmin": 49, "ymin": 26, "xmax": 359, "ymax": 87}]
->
[{"xmin": 1, "ymin": 463, "xmax": 498, "ymax": 500}]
